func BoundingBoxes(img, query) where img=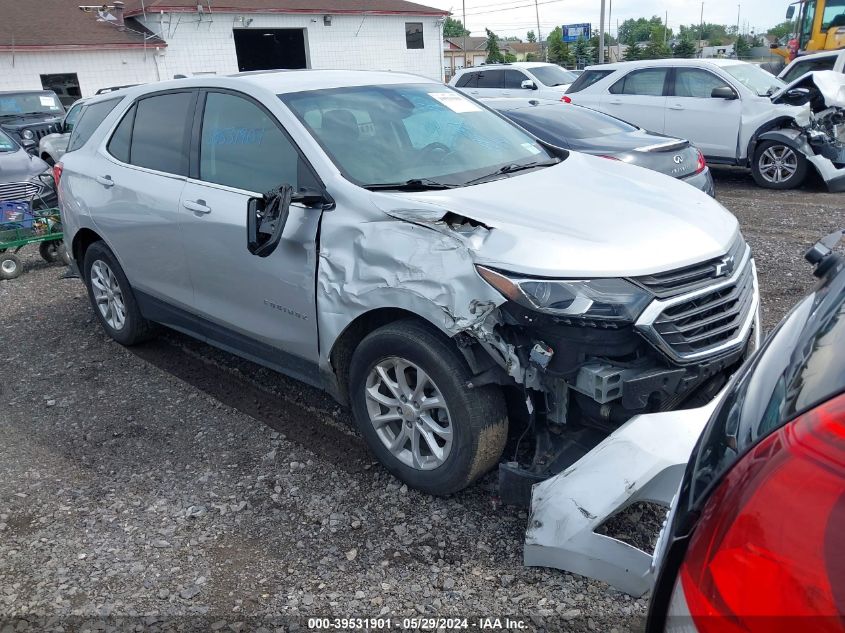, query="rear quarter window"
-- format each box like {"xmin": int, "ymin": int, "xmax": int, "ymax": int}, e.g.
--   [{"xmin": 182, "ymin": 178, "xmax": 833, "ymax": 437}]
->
[
  {"xmin": 566, "ymin": 69, "xmax": 616, "ymax": 93},
  {"xmin": 66, "ymin": 97, "xmax": 121, "ymax": 153}
]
